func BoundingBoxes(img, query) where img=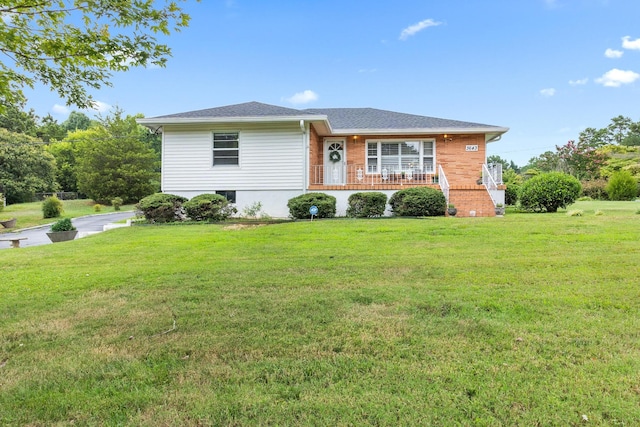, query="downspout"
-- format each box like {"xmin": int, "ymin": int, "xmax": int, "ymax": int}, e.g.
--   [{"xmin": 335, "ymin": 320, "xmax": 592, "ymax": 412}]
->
[
  {"xmin": 300, "ymin": 120, "xmax": 308, "ymax": 194},
  {"xmin": 158, "ymin": 126, "xmax": 165, "ymax": 193}
]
